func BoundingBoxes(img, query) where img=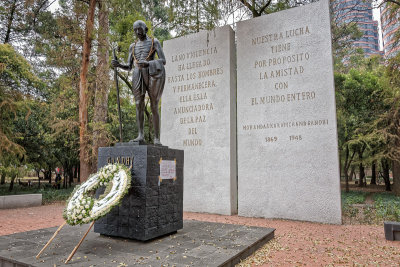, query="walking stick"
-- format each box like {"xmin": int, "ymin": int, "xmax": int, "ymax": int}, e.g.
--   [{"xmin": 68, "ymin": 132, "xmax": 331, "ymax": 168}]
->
[
  {"xmin": 36, "ymin": 222, "xmax": 67, "ymax": 259},
  {"xmin": 65, "ymin": 221, "xmax": 95, "ymax": 264},
  {"xmin": 113, "ymin": 48, "xmax": 123, "ymax": 142}
]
